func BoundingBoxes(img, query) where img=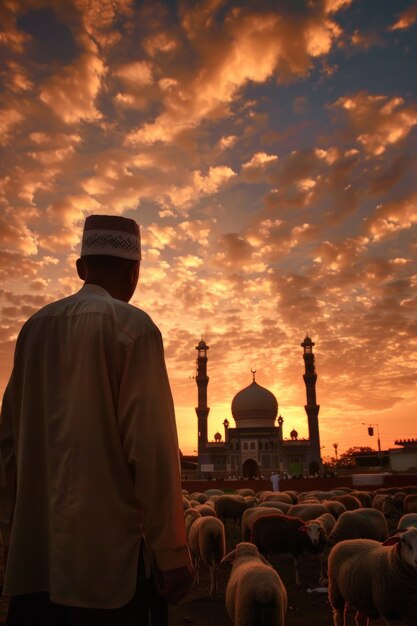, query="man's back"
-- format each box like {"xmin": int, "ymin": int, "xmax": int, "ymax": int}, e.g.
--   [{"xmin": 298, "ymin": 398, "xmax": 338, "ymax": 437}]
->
[{"xmin": 0, "ymin": 284, "xmax": 187, "ymax": 608}]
